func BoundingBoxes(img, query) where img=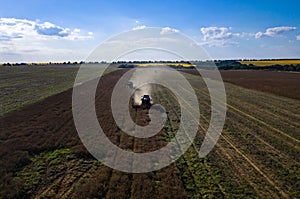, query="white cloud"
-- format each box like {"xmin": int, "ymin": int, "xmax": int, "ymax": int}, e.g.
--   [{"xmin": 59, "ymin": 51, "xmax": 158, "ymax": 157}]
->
[
  {"xmin": 198, "ymin": 40, "xmax": 239, "ymax": 47},
  {"xmin": 255, "ymin": 31, "xmax": 263, "ymax": 39},
  {"xmin": 296, "ymin": 34, "xmax": 300, "ymax": 40},
  {"xmin": 201, "ymin": 27, "xmax": 240, "ymax": 40},
  {"xmin": 0, "ymin": 18, "xmax": 35, "ymax": 41},
  {"xmin": 35, "ymin": 22, "xmax": 71, "ymax": 37},
  {"xmin": 200, "ymin": 27, "xmax": 241, "ymax": 47},
  {"xmin": 0, "ymin": 17, "xmax": 93, "ymax": 41},
  {"xmin": 0, "ymin": 18, "xmax": 93, "ymax": 62},
  {"xmin": 255, "ymin": 26, "xmax": 296, "ymax": 39},
  {"xmin": 160, "ymin": 27, "xmax": 179, "ymax": 35},
  {"xmin": 132, "ymin": 25, "xmax": 146, "ymax": 30}
]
